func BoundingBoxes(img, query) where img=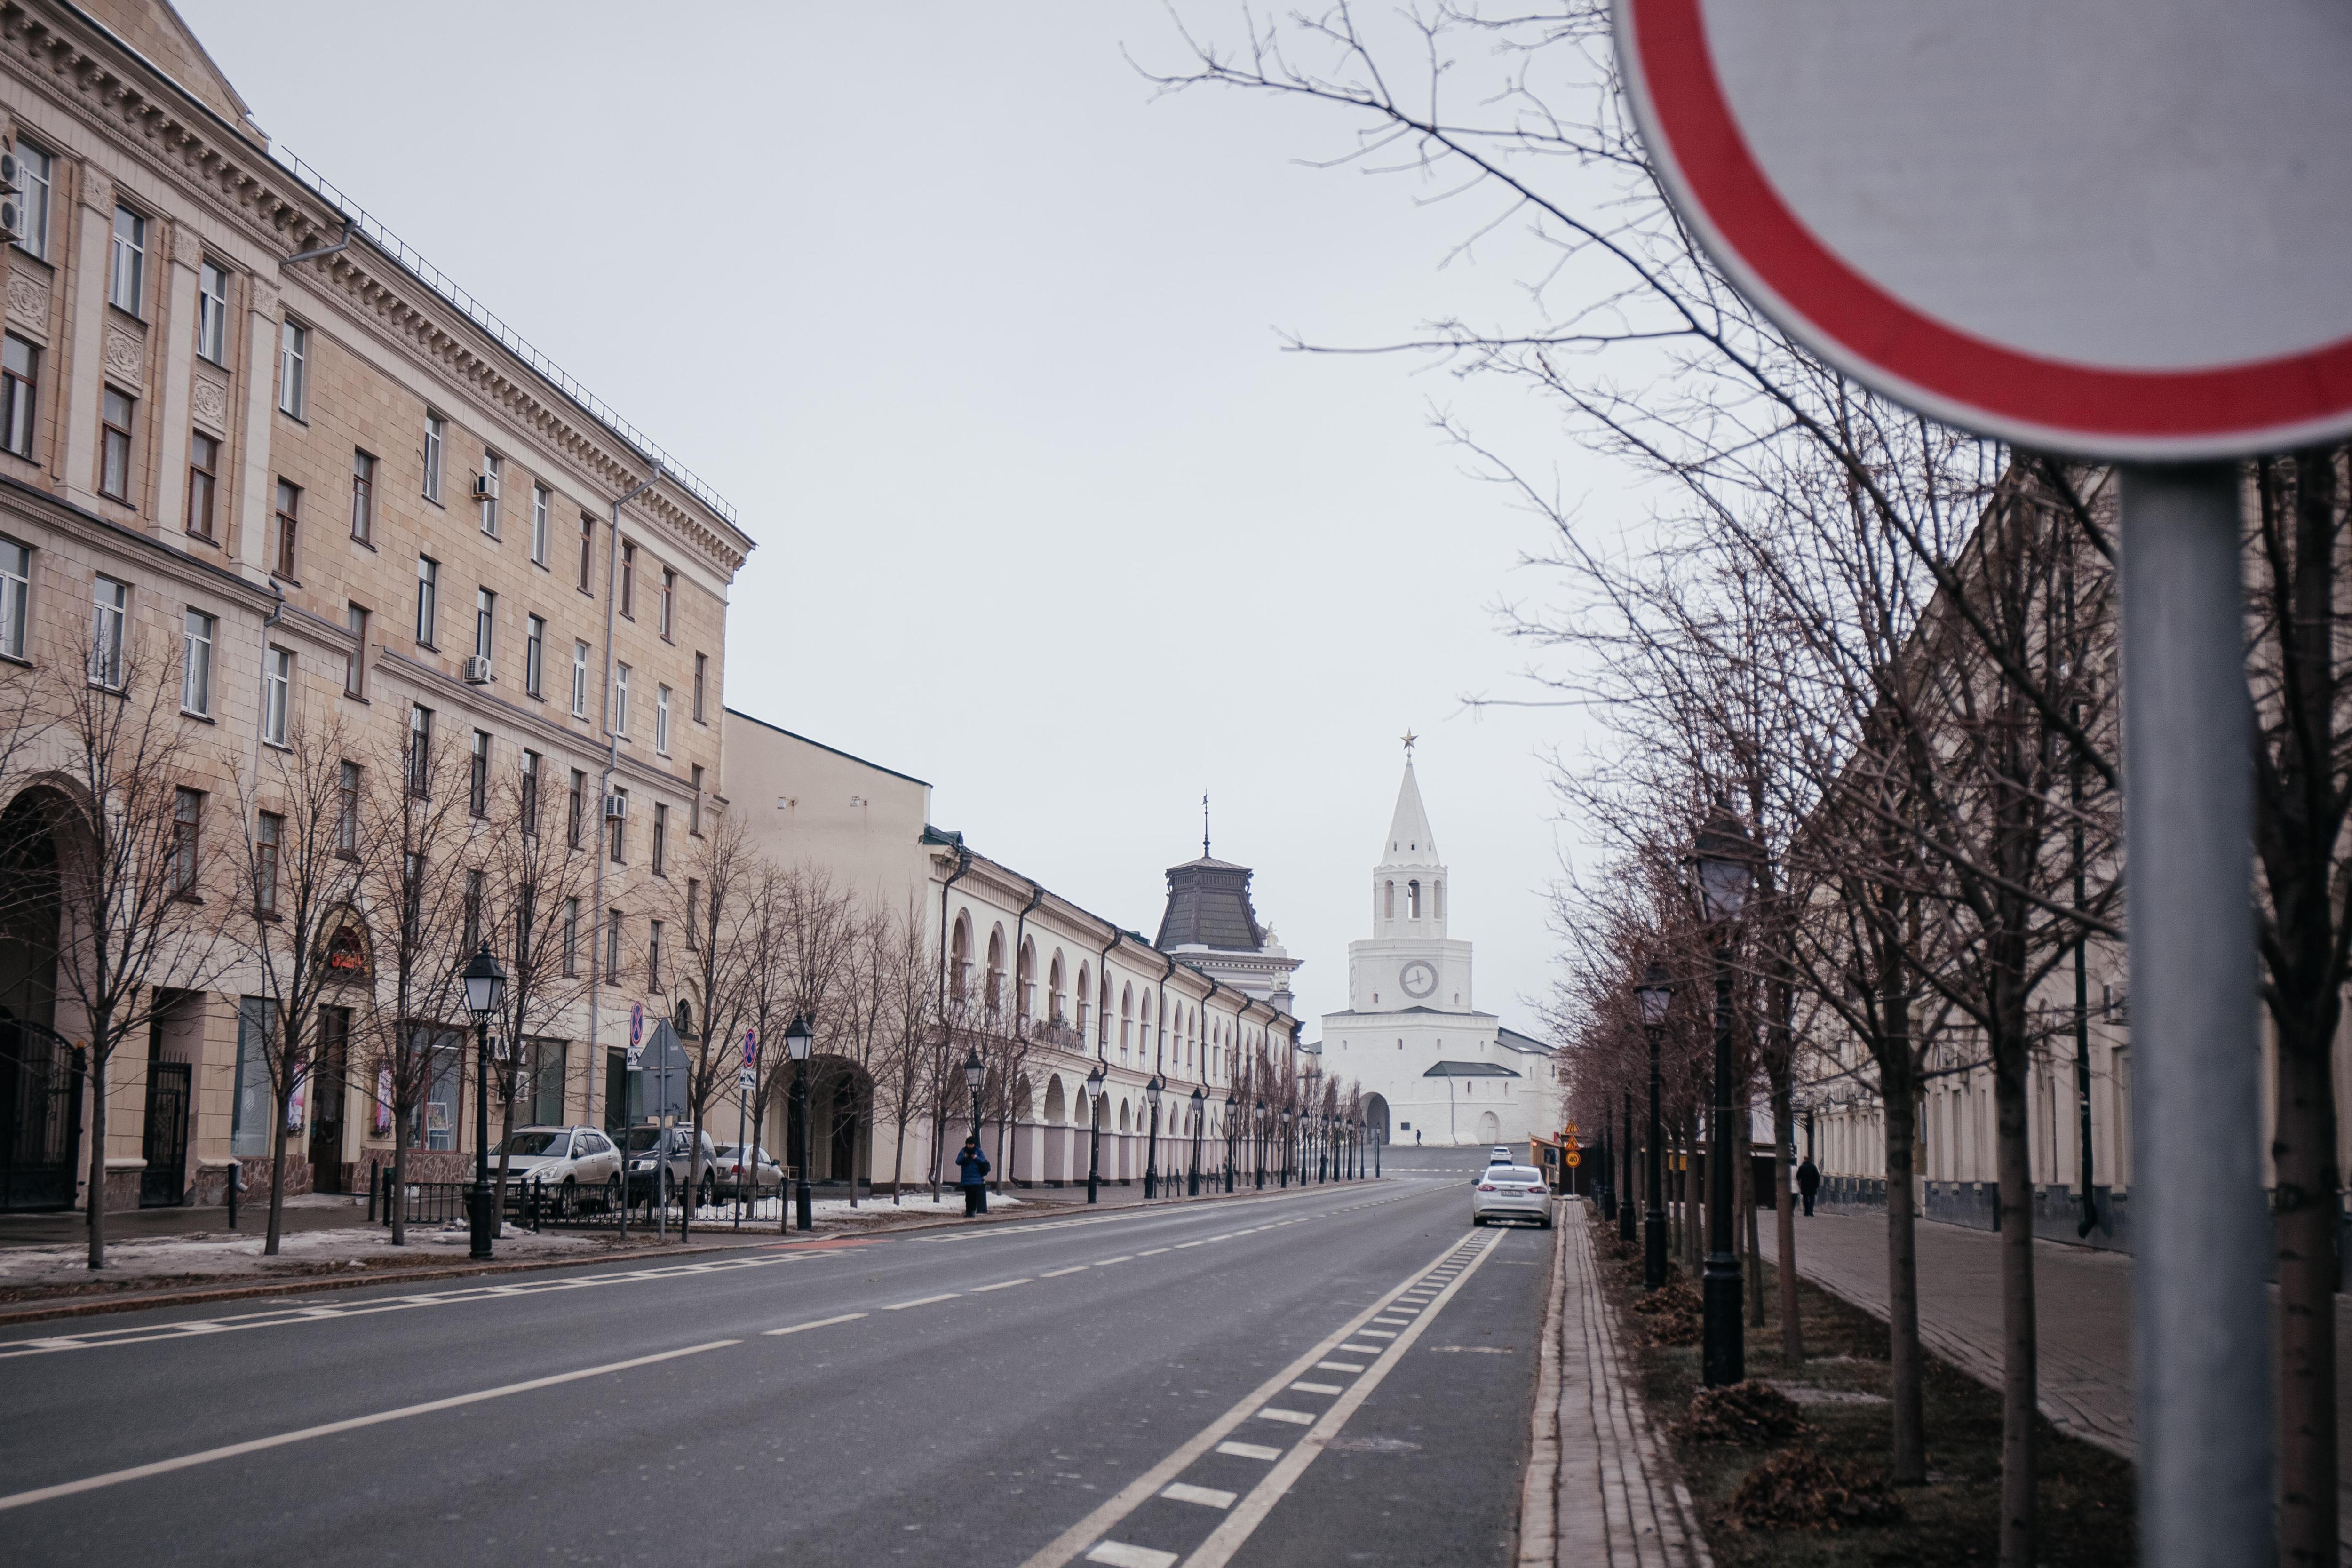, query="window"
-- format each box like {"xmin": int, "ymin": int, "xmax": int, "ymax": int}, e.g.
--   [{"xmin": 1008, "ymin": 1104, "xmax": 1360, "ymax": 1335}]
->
[
  {"xmin": 478, "ymin": 451, "xmax": 500, "ymax": 536},
  {"xmin": 262, "ymin": 647, "xmax": 291, "ymax": 746},
  {"xmin": 608, "ymin": 787, "xmax": 627, "ymax": 862},
  {"xmin": 474, "ymin": 587, "xmax": 495, "ymax": 661},
  {"xmin": 231, "ymin": 999, "xmax": 276, "ymax": 1155},
  {"xmin": 689, "ymin": 765, "xmax": 703, "ymax": 835},
  {"xmin": 469, "ymin": 730, "xmax": 491, "ymax": 818},
  {"xmin": 605, "ymin": 911, "xmax": 623, "ymax": 981},
  {"xmin": 463, "ymin": 868, "xmax": 485, "ymax": 952},
  {"xmin": 577, "ymin": 514, "xmax": 595, "ymax": 593},
  {"xmin": 571, "ymin": 640, "xmax": 589, "ymax": 717},
  {"xmin": 1, "ymin": 335, "xmax": 36, "ymax": 459},
  {"xmin": 562, "ymin": 897, "xmax": 580, "ymax": 977},
  {"xmin": 619, "ymin": 541, "xmax": 636, "ymax": 618},
  {"xmin": 172, "ymin": 787, "xmax": 202, "ymax": 895},
  {"xmin": 89, "ymin": 575, "xmax": 126, "ymax": 687},
  {"xmin": 686, "ymin": 878, "xmax": 701, "ymax": 949},
  {"xmin": 181, "ymin": 609, "xmax": 214, "ymax": 715},
  {"xmin": 272, "ymin": 479, "xmax": 300, "ymax": 580},
  {"xmin": 13, "ymin": 141, "xmax": 50, "ymax": 260},
  {"xmin": 568, "ymin": 768, "xmax": 586, "ymax": 849},
  {"xmin": 520, "ymin": 749, "xmax": 540, "ymax": 835},
  {"xmin": 185, "ymin": 432, "xmax": 218, "ymax": 540},
  {"xmin": 343, "ymin": 604, "xmax": 368, "ymax": 698},
  {"xmin": 692, "ymin": 653, "xmax": 707, "ymax": 722},
  {"xmin": 0, "ymin": 539, "xmax": 27, "ymax": 660},
  {"xmin": 109, "ymin": 206, "xmax": 145, "ymax": 313},
  {"xmin": 1408, "ymin": 880, "xmax": 1421, "ymax": 919},
  {"xmin": 1383, "ymin": 880, "xmax": 1395, "ymax": 919},
  {"xmin": 99, "ymin": 388, "xmax": 132, "ymax": 501},
  {"xmin": 613, "ymin": 663, "xmax": 631, "ymax": 734},
  {"xmin": 655, "ymin": 684, "xmax": 670, "ymax": 753},
  {"xmin": 422, "ymin": 412, "xmax": 445, "ymax": 503},
  {"xmin": 336, "ymin": 761, "xmax": 360, "ymax": 855},
  {"xmin": 350, "ymin": 450, "xmax": 375, "ymax": 543},
  {"xmin": 524, "ymin": 615, "xmax": 545, "ymax": 697},
  {"xmin": 277, "ymin": 319, "xmax": 308, "ymax": 418},
  {"xmin": 659, "ymin": 567, "xmax": 675, "ymax": 639},
  {"xmin": 254, "ymin": 811, "xmax": 282, "ymax": 916},
  {"xmin": 197, "ymin": 261, "xmax": 228, "ymax": 364},
  {"xmin": 531, "ymin": 484, "xmax": 549, "ymax": 566},
  {"xmin": 414, "ymin": 556, "xmax": 438, "ymax": 646},
  {"xmin": 407, "ymin": 705, "xmax": 433, "ymax": 795},
  {"xmin": 652, "ymin": 803, "xmax": 667, "ymax": 876},
  {"xmin": 647, "ymin": 919, "xmax": 664, "ymax": 991}
]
